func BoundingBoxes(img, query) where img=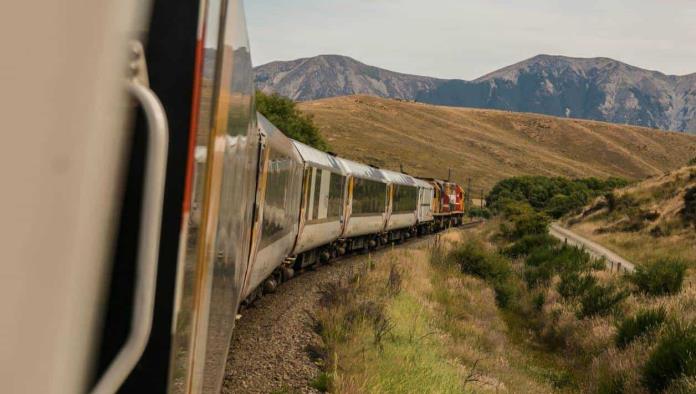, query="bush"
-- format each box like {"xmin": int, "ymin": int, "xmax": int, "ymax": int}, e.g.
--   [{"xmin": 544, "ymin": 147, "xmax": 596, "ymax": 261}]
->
[
  {"xmin": 642, "ymin": 322, "xmax": 696, "ymax": 393},
  {"xmin": 467, "ymin": 206, "xmax": 491, "ymax": 219},
  {"xmin": 683, "ymin": 187, "xmax": 696, "ymax": 226},
  {"xmin": 688, "ymin": 156, "xmax": 696, "ymax": 166},
  {"xmin": 578, "ymin": 283, "xmax": 627, "ymax": 318},
  {"xmin": 256, "ymin": 91, "xmax": 329, "ymax": 151},
  {"xmin": 615, "ymin": 308, "xmax": 667, "ymax": 349},
  {"xmin": 504, "ymin": 234, "xmax": 558, "ymax": 258},
  {"xmin": 557, "ymin": 271, "xmax": 597, "ymax": 301},
  {"xmin": 631, "ymin": 259, "xmax": 687, "ymax": 296},
  {"xmin": 509, "ymin": 211, "xmax": 551, "ymax": 239},
  {"xmin": 450, "ymin": 240, "xmax": 516, "ymax": 307},
  {"xmin": 486, "ymin": 176, "xmax": 628, "ymax": 214}
]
